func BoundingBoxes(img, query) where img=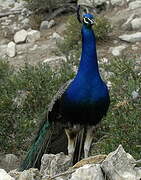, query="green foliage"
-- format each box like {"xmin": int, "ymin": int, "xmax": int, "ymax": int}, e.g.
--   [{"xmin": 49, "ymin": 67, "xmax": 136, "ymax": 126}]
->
[
  {"xmin": 94, "ymin": 16, "xmax": 112, "ymax": 40},
  {"xmin": 0, "ymin": 55, "xmax": 140, "ymax": 159},
  {"xmin": 0, "ymin": 60, "xmax": 74, "ymax": 153},
  {"xmin": 91, "ymin": 57, "xmax": 141, "ymax": 159},
  {"xmin": 58, "ymin": 15, "xmax": 112, "ymax": 55}
]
